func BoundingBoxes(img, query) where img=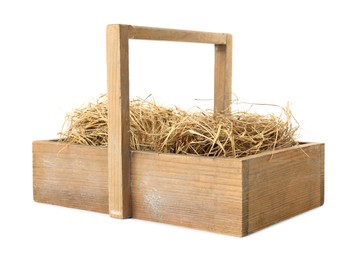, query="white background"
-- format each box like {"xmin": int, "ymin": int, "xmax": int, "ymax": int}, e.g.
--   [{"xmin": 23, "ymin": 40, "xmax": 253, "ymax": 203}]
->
[{"xmin": 0, "ymin": 0, "xmax": 354, "ymax": 259}]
